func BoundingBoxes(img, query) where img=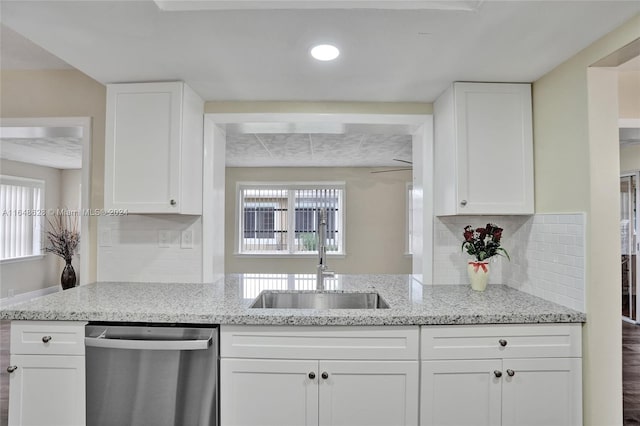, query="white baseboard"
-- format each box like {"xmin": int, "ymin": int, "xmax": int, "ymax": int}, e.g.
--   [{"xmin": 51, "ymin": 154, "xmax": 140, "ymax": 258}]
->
[{"xmin": 0, "ymin": 285, "xmax": 59, "ymax": 309}]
